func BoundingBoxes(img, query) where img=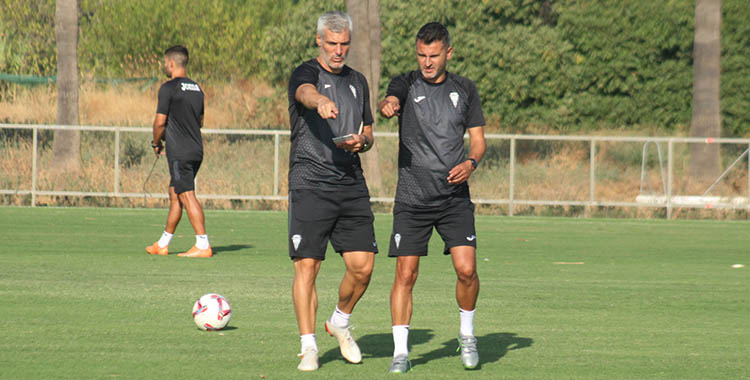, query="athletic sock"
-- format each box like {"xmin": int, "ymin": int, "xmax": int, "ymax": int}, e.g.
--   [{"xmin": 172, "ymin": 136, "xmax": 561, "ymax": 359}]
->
[
  {"xmin": 195, "ymin": 234, "xmax": 209, "ymax": 249},
  {"xmin": 300, "ymin": 333, "xmax": 317, "ymax": 353},
  {"xmin": 459, "ymin": 308, "xmax": 476, "ymax": 337},
  {"xmin": 330, "ymin": 306, "xmax": 351, "ymax": 328},
  {"xmin": 392, "ymin": 325, "xmax": 409, "ymax": 357},
  {"xmin": 157, "ymin": 231, "xmax": 173, "ymax": 248}
]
